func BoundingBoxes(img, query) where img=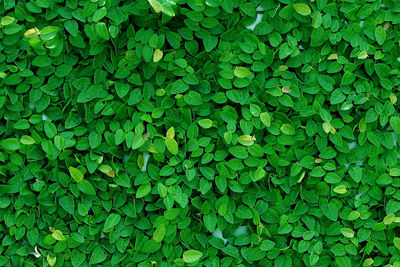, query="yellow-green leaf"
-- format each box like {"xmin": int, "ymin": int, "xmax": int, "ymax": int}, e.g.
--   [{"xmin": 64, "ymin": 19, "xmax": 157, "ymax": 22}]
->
[
  {"xmin": 390, "ymin": 168, "xmax": 400, "ymax": 177},
  {"xmin": 1, "ymin": 16, "xmax": 15, "ymax": 26},
  {"xmin": 340, "ymin": 228, "xmax": 354, "ymax": 238},
  {"xmin": 322, "ymin": 121, "xmax": 331, "ymax": 134},
  {"xmin": 234, "ymin": 67, "xmax": 251, "ymax": 78},
  {"xmin": 153, "ymin": 48, "xmax": 163, "ymax": 62},
  {"xmin": 293, "ymin": 3, "xmax": 311, "ymax": 16},
  {"xmin": 20, "ymin": 135, "xmax": 35, "ymax": 145},
  {"xmin": 148, "ymin": 0, "xmax": 163, "ymax": 13},
  {"xmin": 237, "ymin": 135, "xmax": 255, "ymax": 146},
  {"xmin": 165, "ymin": 138, "xmax": 178, "ymax": 155},
  {"xmin": 24, "ymin": 28, "xmax": 40, "ymax": 38},
  {"xmin": 98, "ymin": 164, "xmax": 115, "ymax": 177},
  {"xmin": 166, "ymin": 127, "xmax": 175, "ymax": 139},
  {"xmin": 47, "ymin": 255, "xmax": 57, "ymax": 267},
  {"xmin": 394, "ymin": 237, "xmax": 400, "ymax": 250},
  {"xmin": 358, "ymin": 51, "xmax": 368, "ymax": 59},
  {"xmin": 52, "ymin": 230, "xmax": 66, "ymax": 241},
  {"xmin": 384, "ymin": 214, "xmax": 395, "ymax": 225},
  {"xmin": 183, "ymin": 250, "xmax": 203, "ymax": 263},
  {"xmin": 148, "ymin": 0, "xmax": 175, "ymax": 16},
  {"xmin": 333, "ymin": 185, "xmax": 347, "ymax": 194},
  {"xmin": 69, "ymin": 167, "xmax": 84, "ymax": 183},
  {"xmin": 198, "ymin": 119, "xmax": 213, "ymax": 129},
  {"xmin": 260, "ymin": 112, "xmax": 271, "ymax": 127},
  {"xmin": 362, "ymin": 258, "xmax": 373, "ymax": 267}
]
